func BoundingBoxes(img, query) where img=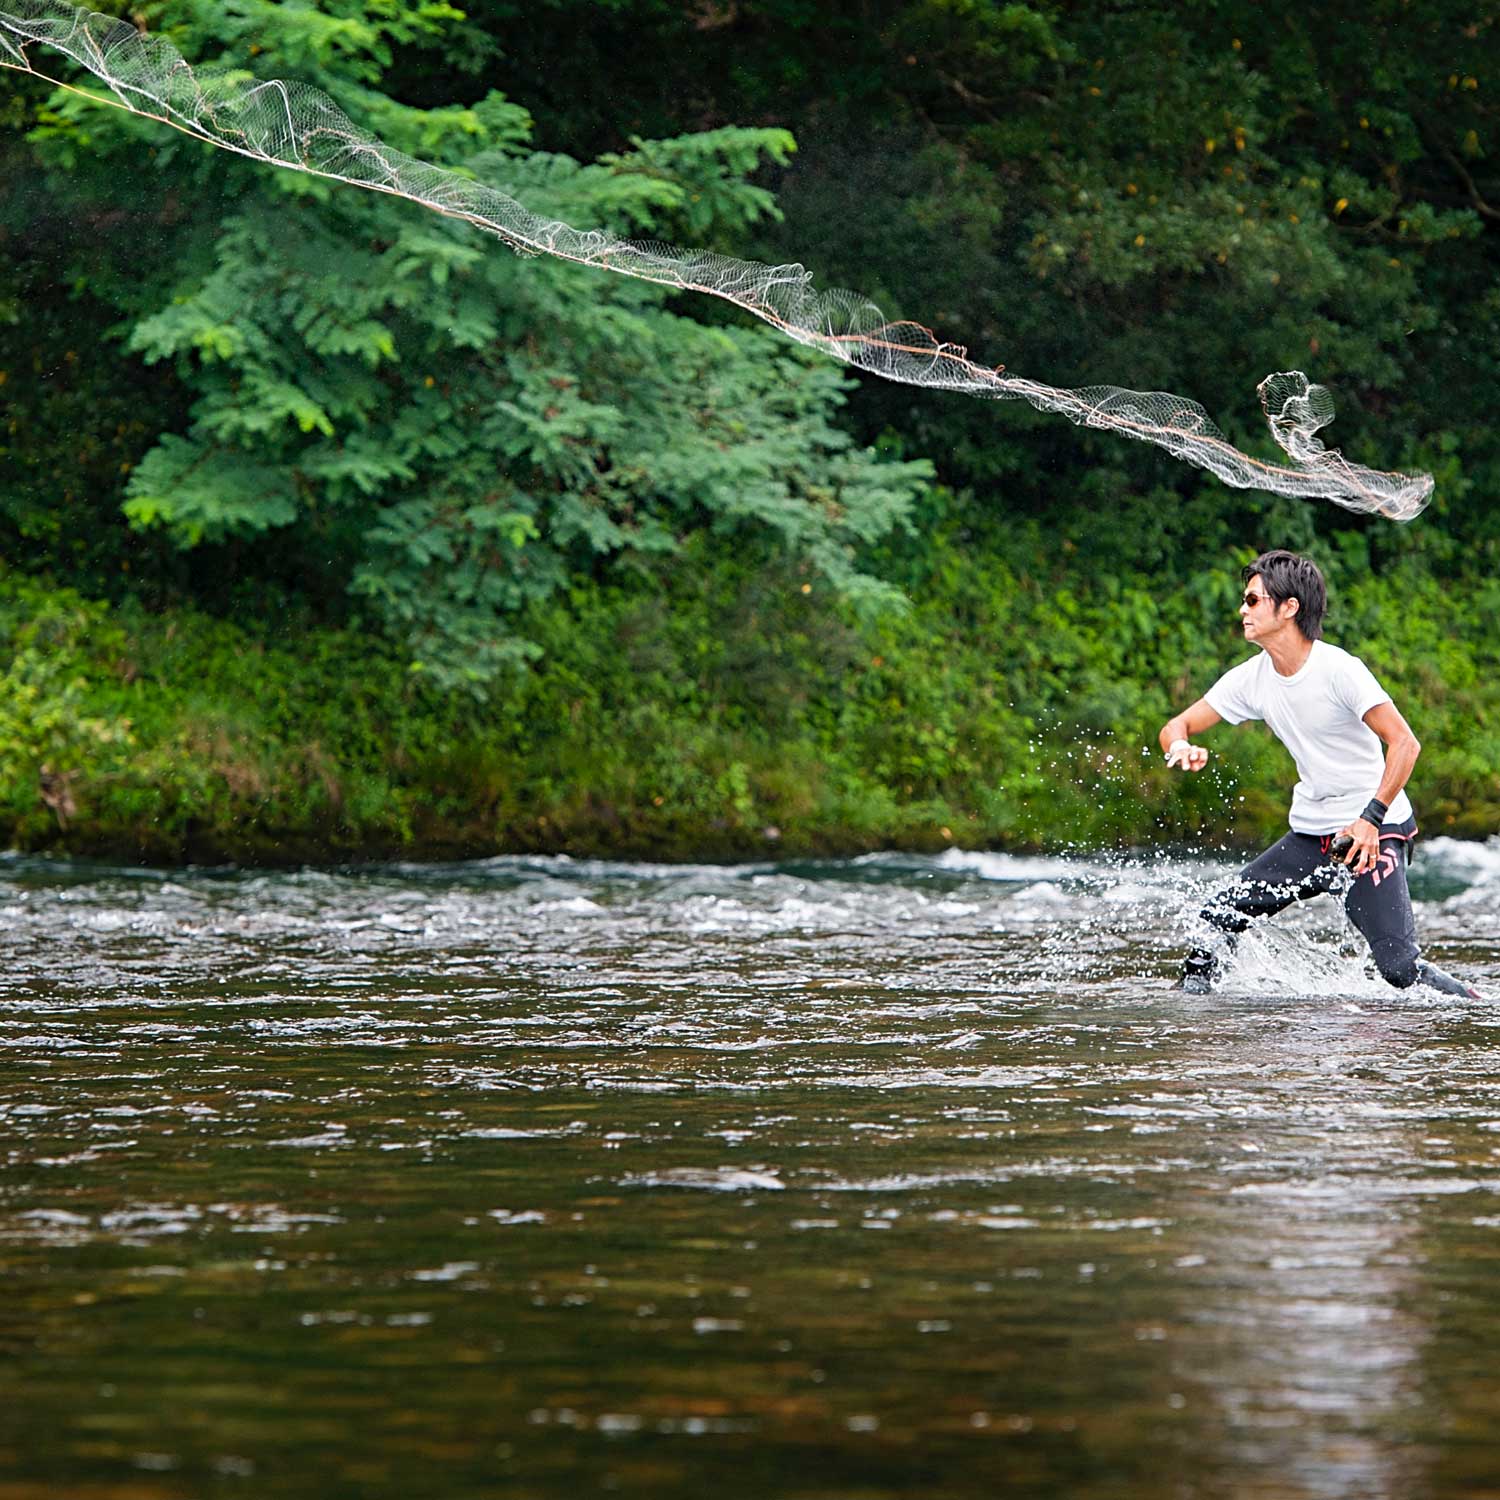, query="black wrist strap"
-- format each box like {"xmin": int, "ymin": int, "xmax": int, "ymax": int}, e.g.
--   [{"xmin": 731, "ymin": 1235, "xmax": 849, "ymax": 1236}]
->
[{"xmin": 1359, "ymin": 797, "xmax": 1389, "ymax": 830}]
